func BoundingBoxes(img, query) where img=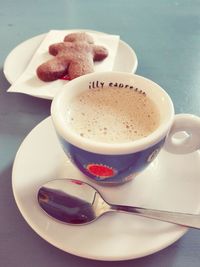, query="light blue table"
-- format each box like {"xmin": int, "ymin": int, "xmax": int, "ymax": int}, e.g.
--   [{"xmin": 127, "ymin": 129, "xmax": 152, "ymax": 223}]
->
[{"xmin": 1, "ymin": 0, "xmax": 200, "ymax": 266}]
